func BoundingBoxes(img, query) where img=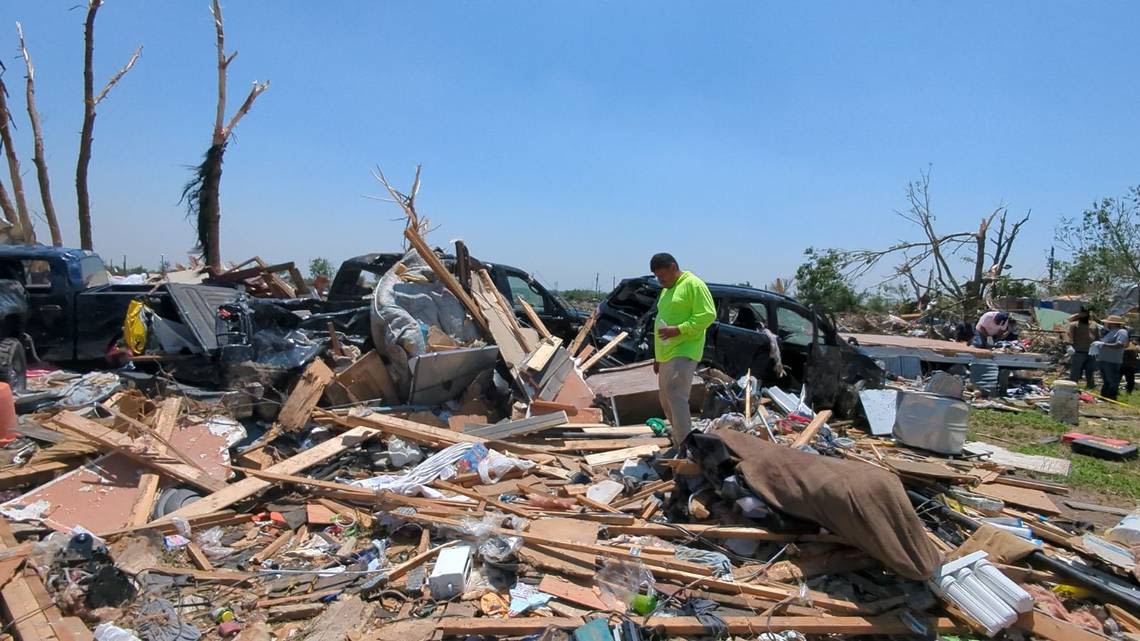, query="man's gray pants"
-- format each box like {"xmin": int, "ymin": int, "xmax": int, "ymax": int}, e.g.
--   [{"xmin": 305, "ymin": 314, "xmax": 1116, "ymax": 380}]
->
[{"xmin": 658, "ymin": 357, "xmax": 698, "ymax": 444}]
